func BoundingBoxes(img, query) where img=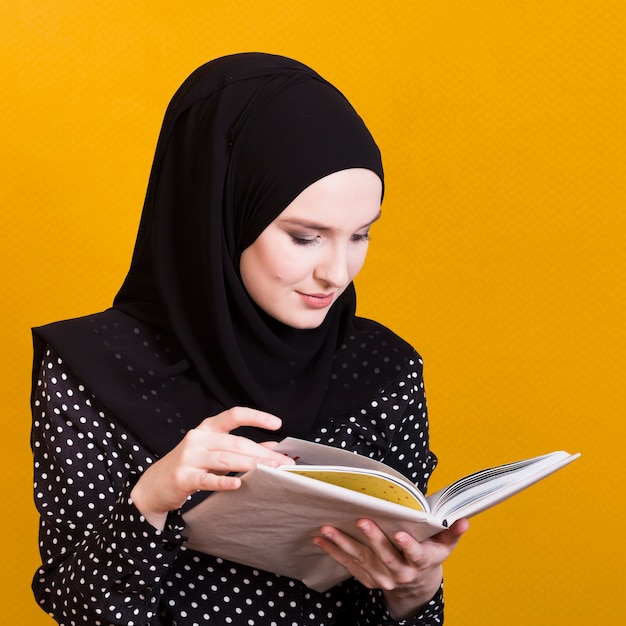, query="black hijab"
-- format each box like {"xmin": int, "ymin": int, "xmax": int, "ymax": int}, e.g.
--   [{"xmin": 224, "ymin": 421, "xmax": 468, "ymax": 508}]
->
[{"xmin": 33, "ymin": 53, "xmax": 413, "ymax": 457}]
